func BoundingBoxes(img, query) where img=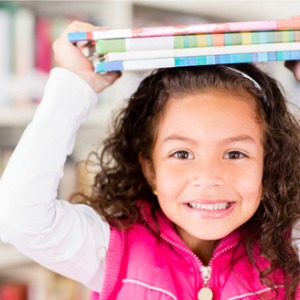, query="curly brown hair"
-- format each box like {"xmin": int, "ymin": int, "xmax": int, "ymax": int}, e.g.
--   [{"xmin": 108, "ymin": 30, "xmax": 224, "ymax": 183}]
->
[{"xmin": 73, "ymin": 64, "xmax": 300, "ymax": 298}]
